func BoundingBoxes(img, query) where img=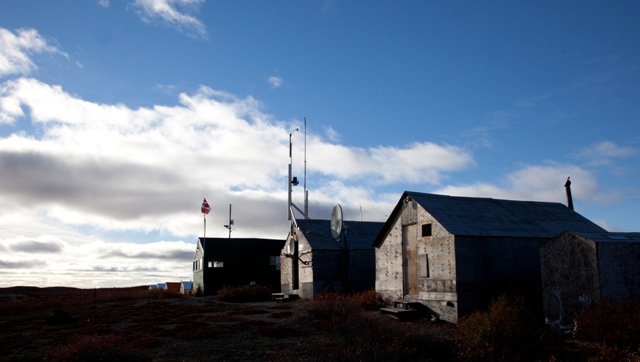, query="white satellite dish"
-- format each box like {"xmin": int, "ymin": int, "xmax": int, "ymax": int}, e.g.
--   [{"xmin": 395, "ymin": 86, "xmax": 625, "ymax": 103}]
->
[{"xmin": 331, "ymin": 204, "xmax": 343, "ymax": 240}]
